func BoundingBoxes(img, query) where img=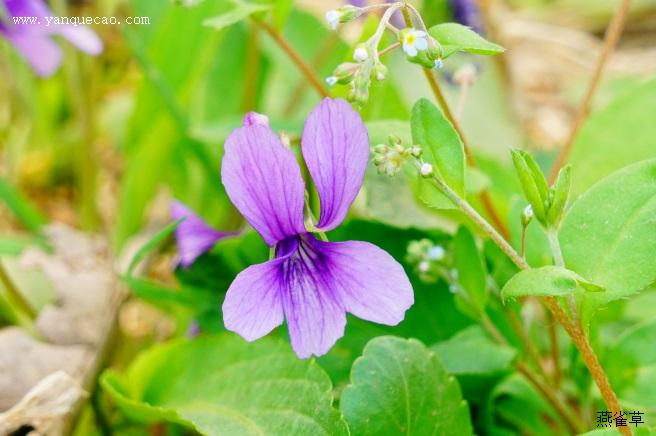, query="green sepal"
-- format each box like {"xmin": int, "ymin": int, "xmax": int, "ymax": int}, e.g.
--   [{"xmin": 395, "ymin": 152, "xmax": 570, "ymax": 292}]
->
[
  {"xmin": 510, "ymin": 149, "xmax": 547, "ymax": 223},
  {"xmin": 547, "ymin": 165, "xmax": 572, "ymax": 227}
]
